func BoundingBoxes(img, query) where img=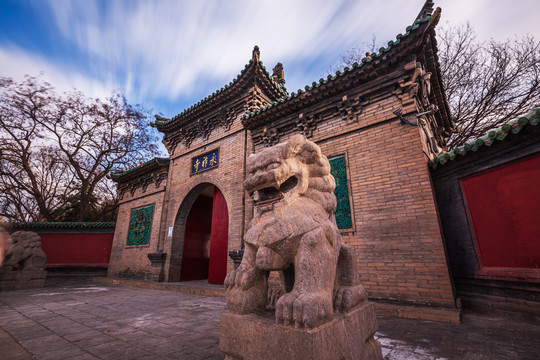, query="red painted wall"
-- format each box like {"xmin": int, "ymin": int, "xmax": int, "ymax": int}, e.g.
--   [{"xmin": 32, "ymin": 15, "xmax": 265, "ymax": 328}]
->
[
  {"xmin": 462, "ymin": 154, "xmax": 540, "ymax": 270},
  {"xmin": 39, "ymin": 233, "xmax": 113, "ymax": 267},
  {"xmin": 180, "ymin": 195, "xmax": 213, "ymax": 281},
  {"xmin": 208, "ymin": 187, "xmax": 229, "ymax": 284}
]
